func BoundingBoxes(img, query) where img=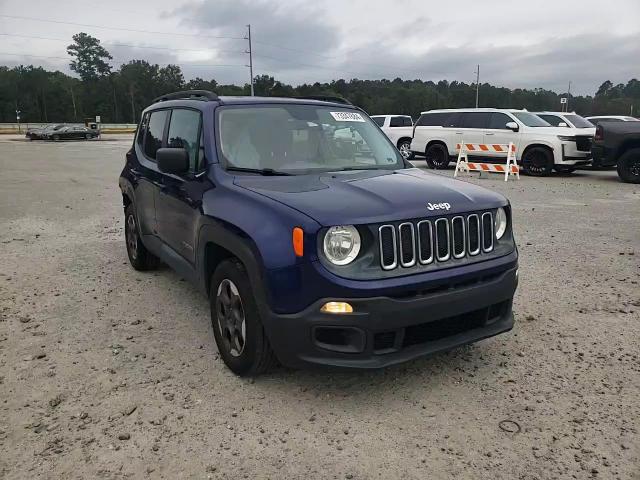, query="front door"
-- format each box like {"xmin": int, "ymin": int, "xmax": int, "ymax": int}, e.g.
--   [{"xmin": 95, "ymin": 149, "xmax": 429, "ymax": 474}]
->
[
  {"xmin": 134, "ymin": 110, "xmax": 169, "ymax": 237},
  {"xmin": 483, "ymin": 112, "xmax": 521, "ymax": 161},
  {"xmin": 155, "ymin": 108, "xmax": 205, "ymax": 265}
]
